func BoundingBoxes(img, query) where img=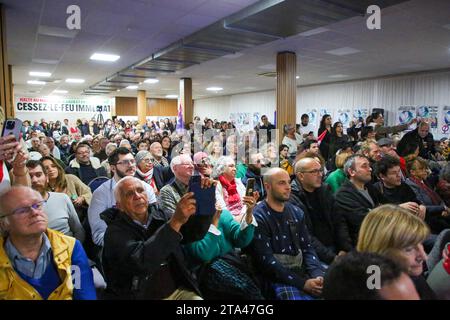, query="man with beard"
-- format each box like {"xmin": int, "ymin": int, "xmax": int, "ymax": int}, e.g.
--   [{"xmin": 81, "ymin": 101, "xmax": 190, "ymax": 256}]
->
[
  {"xmin": 358, "ymin": 140, "xmax": 382, "ymax": 183},
  {"xmin": 26, "ymin": 160, "xmax": 85, "ymax": 243},
  {"xmin": 150, "ymin": 142, "xmax": 169, "ymax": 168},
  {"xmin": 242, "ymin": 152, "xmax": 266, "ymax": 201},
  {"xmin": 247, "ymin": 168, "xmax": 325, "ymax": 300},
  {"xmin": 88, "ymin": 147, "xmax": 157, "ymax": 246}
]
